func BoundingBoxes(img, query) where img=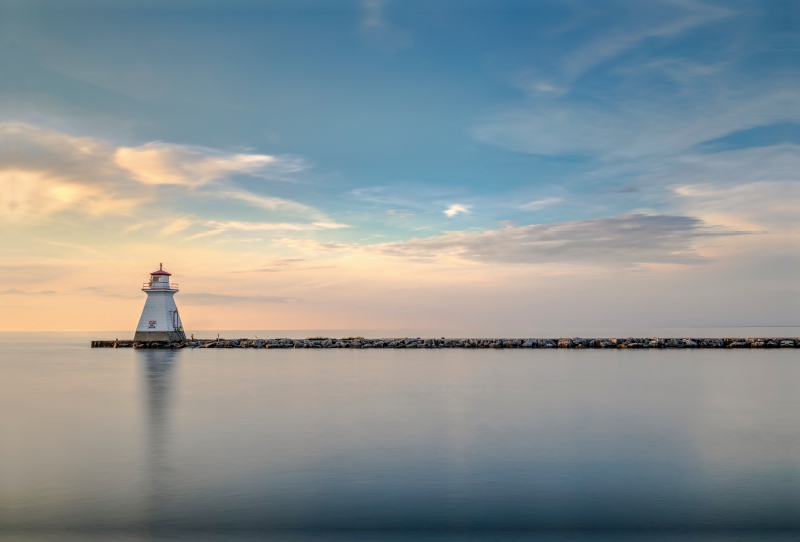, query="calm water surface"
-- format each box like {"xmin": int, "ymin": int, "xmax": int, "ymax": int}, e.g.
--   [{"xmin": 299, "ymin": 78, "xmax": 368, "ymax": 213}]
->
[{"xmin": 1, "ymin": 333, "xmax": 799, "ymax": 542}]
